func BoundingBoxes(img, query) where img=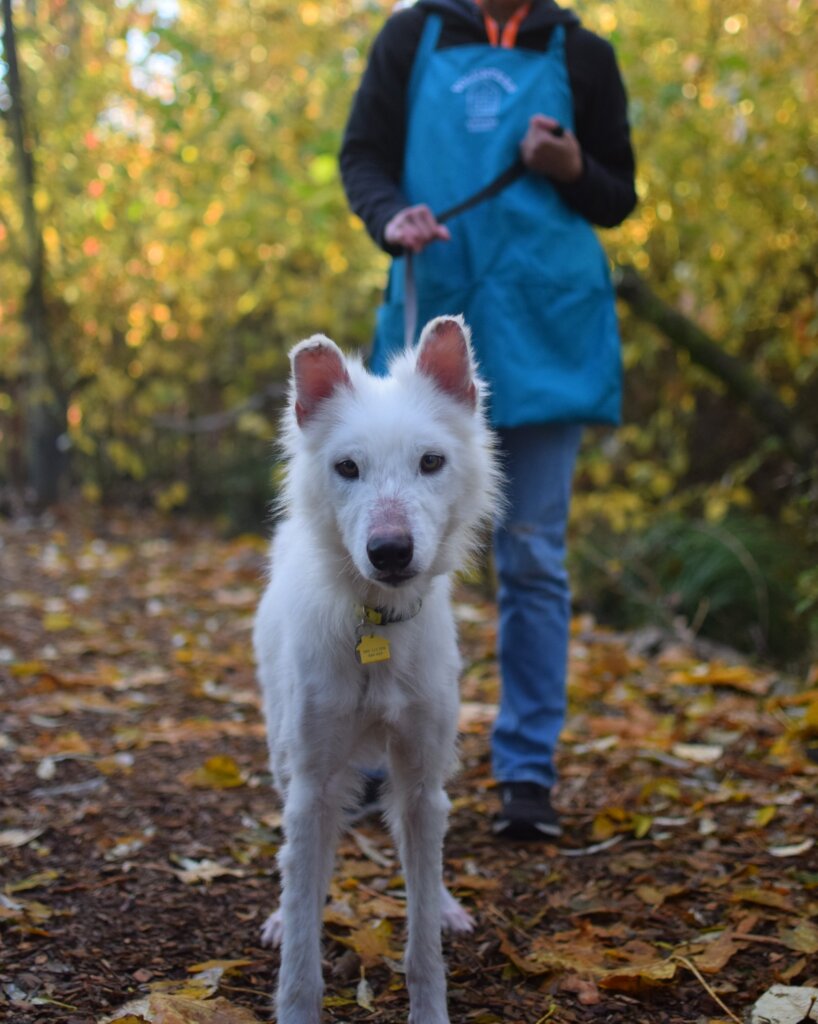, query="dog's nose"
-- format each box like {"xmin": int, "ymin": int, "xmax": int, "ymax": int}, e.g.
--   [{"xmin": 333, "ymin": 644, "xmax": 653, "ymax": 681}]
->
[{"xmin": 367, "ymin": 532, "xmax": 414, "ymax": 573}]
